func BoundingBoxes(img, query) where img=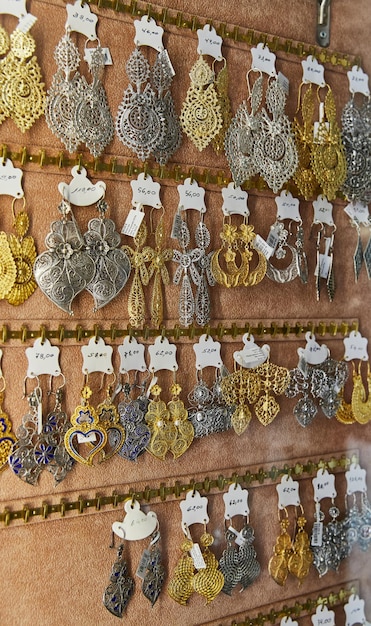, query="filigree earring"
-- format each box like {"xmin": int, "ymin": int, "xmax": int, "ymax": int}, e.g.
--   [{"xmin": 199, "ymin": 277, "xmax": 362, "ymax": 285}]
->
[
  {"xmin": 0, "ymin": 367, "xmax": 16, "ymax": 473},
  {"xmin": 342, "ymin": 92, "xmax": 371, "ymax": 204},
  {"xmin": 172, "ymin": 216, "xmax": 201, "ymax": 326},
  {"xmin": 6, "ymin": 197, "xmax": 37, "ymax": 305},
  {"xmin": 268, "ymin": 508, "xmax": 294, "ymax": 585},
  {"xmin": 84, "ymin": 196, "xmax": 131, "ymax": 311},
  {"xmin": 253, "ymin": 76, "xmax": 298, "ymax": 193},
  {"xmin": 311, "ymin": 85, "xmax": 347, "ymax": 201},
  {"xmin": 117, "ymin": 375, "xmax": 151, "ymax": 462},
  {"xmin": 0, "ymin": 16, "xmax": 45, "ymax": 132},
  {"xmin": 180, "ymin": 54, "xmax": 222, "ymax": 151},
  {"xmin": 34, "ymin": 198, "xmax": 95, "ymax": 314},
  {"xmin": 211, "ymin": 57, "xmax": 232, "ymax": 155},
  {"xmin": 103, "ymin": 542, "xmax": 135, "ymax": 618},
  {"xmin": 225, "ymin": 71, "xmax": 263, "ymax": 187},
  {"xmin": 121, "ymin": 218, "xmax": 149, "ymax": 328},
  {"xmin": 142, "ymin": 209, "xmax": 172, "ymax": 327},
  {"xmin": 151, "ymin": 48, "xmax": 181, "ymax": 164},
  {"xmin": 292, "ymin": 83, "xmax": 318, "ymax": 199},
  {"xmin": 0, "ymin": 25, "xmax": 10, "ymax": 126}
]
